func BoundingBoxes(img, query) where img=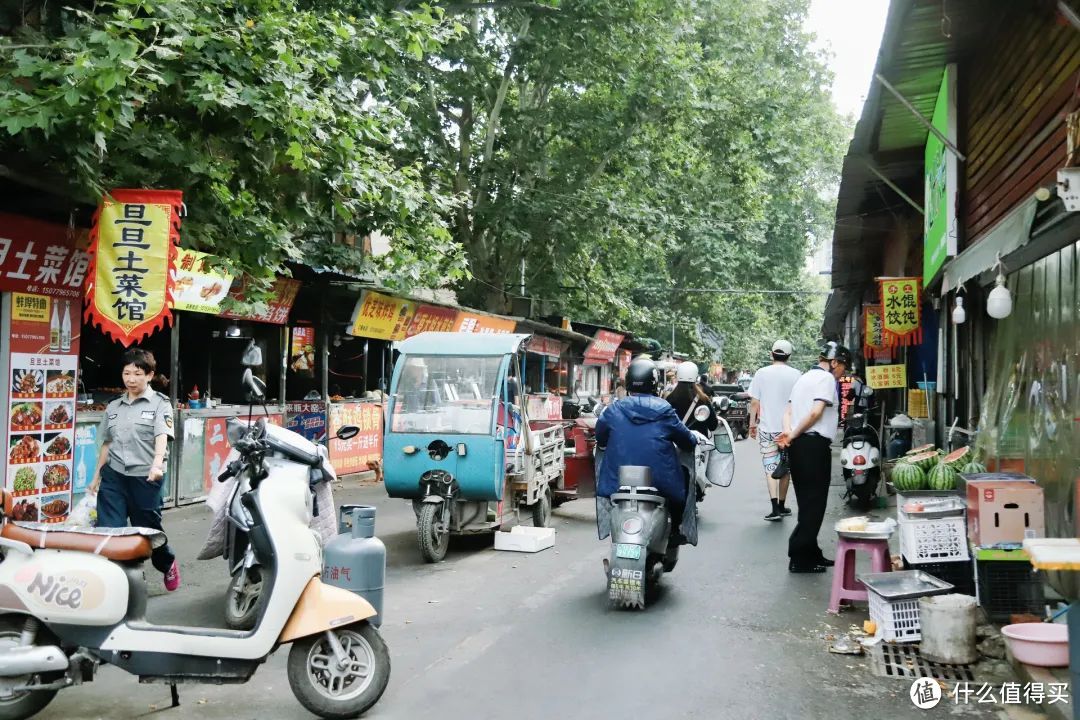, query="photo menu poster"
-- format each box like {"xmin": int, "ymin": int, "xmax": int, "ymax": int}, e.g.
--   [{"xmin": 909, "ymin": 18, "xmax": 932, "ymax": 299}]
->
[{"xmin": 4, "ymin": 293, "xmax": 79, "ymax": 523}]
